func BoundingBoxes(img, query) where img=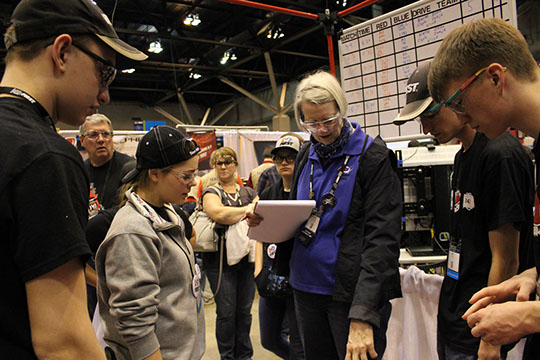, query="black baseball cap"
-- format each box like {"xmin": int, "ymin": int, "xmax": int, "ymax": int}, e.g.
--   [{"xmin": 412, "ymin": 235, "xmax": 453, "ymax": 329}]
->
[
  {"xmin": 122, "ymin": 126, "xmax": 200, "ymax": 183},
  {"xmin": 7, "ymin": 0, "xmax": 147, "ymax": 61},
  {"xmin": 394, "ymin": 62, "xmax": 433, "ymax": 125}
]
